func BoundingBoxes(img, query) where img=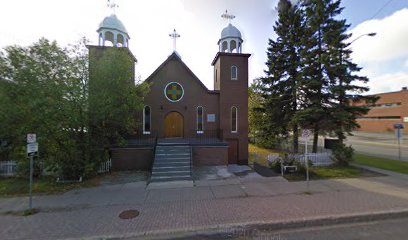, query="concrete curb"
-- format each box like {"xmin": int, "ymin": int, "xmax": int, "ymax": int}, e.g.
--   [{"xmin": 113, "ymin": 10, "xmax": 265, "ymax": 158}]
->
[
  {"xmin": 351, "ymin": 163, "xmax": 408, "ymax": 180},
  {"xmin": 79, "ymin": 208, "xmax": 408, "ymax": 240}
]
